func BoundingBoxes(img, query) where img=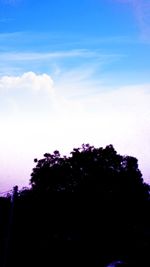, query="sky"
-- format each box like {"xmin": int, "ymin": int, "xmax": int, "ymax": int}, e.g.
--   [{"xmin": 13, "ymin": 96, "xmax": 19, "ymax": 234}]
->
[{"xmin": 0, "ymin": 0, "xmax": 150, "ymax": 192}]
